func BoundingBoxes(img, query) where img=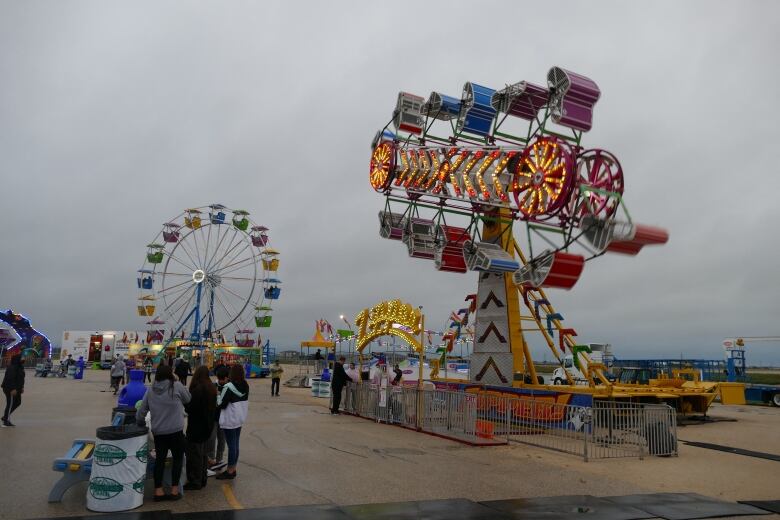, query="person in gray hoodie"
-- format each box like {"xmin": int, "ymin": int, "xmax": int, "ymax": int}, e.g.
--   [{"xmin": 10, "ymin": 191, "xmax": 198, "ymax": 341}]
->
[
  {"xmin": 110, "ymin": 356, "xmax": 126, "ymax": 395},
  {"xmin": 136, "ymin": 364, "xmax": 191, "ymax": 501}
]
